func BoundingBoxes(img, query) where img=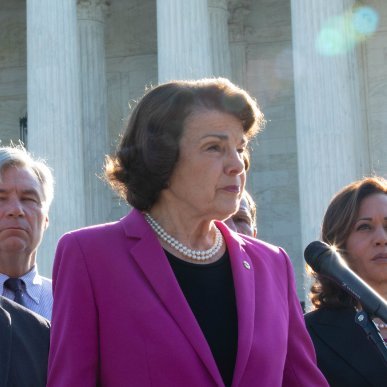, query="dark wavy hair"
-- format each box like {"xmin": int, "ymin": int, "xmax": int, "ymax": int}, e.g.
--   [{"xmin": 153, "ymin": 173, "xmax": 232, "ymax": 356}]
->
[
  {"xmin": 105, "ymin": 78, "xmax": 265, "ymax": 210},
  {"xmin": 309, "ymin": 176, "xmax": 387, "ymax": 309}
]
